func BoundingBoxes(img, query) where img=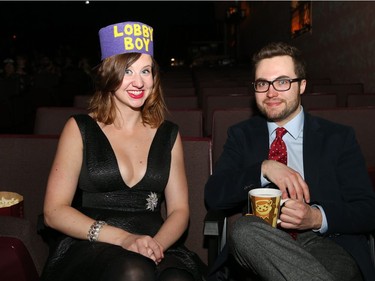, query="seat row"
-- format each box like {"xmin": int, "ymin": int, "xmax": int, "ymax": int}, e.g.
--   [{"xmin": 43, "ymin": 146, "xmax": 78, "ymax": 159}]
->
[
  {"xmin": 33, "ymin": 106, "xmax": 204, "ymax": 138},
  {"xmin": 32, "ymin": 105, "xmax": 375, "ymax": 171},
  {"xmin": 72, "ymin": 92, "xmax": 375, "ymax": 137},
  {"xmin": 2, "ymin": 105, "xmax": 375, "ymax": 279}
]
